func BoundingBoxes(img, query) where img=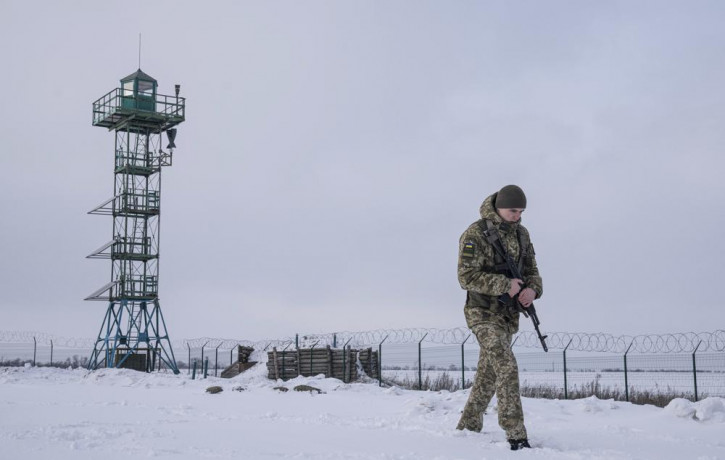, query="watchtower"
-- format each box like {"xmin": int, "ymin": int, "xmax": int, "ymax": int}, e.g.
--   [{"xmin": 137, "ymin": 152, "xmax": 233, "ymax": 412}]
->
[{"xmin": 86, "ymin": 68, "xmax": 185, "ymax": 373}]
